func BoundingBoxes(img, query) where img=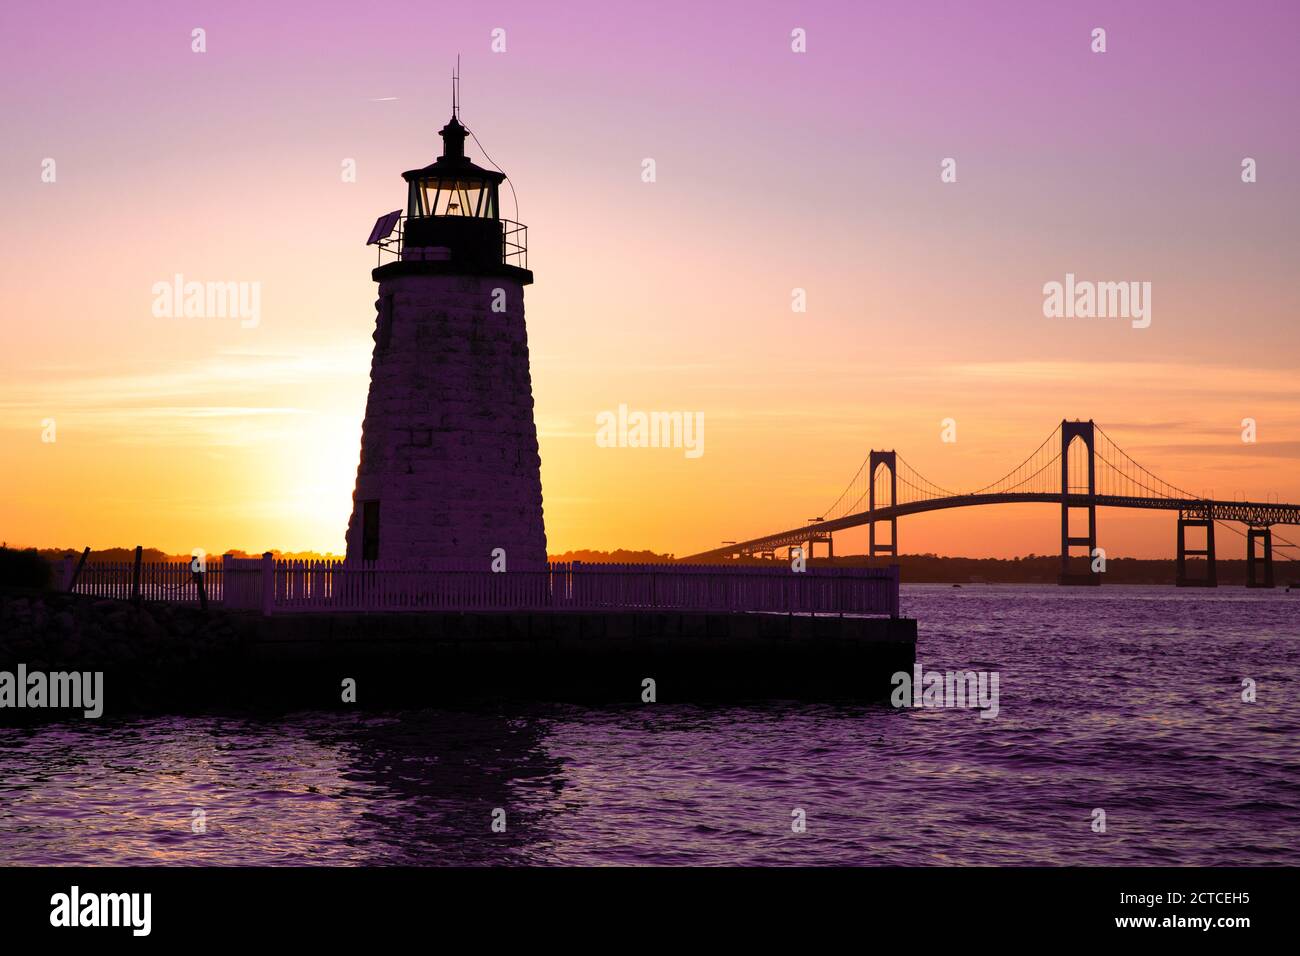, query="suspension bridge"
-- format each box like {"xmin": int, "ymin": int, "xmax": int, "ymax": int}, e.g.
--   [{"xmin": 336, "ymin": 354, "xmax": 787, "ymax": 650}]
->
[{"xmin": 684, "ymin": 420, "xmax": 1300, "ymax": 587}]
